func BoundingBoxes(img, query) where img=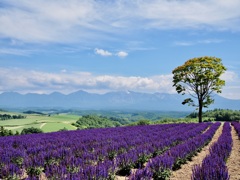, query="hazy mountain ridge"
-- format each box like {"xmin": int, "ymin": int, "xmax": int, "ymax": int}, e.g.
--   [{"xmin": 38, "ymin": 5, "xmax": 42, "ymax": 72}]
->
[{"xmin": 0, "ymin": 90, "xmax": 239, "ymax": 111}]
